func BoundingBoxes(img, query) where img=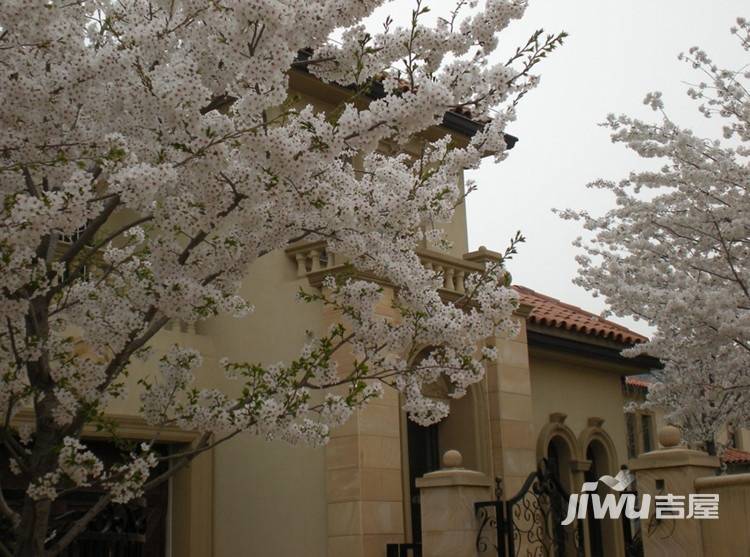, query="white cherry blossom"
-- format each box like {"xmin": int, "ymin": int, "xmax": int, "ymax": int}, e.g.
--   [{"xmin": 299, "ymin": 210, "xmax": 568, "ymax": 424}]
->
[
  {"xmin": 562, "ymin": 17, "xmax": 750, "ymax": 454},
  {"xmin": 0, "ymin": 1, "xmax": 563, "ymax": 553}
]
